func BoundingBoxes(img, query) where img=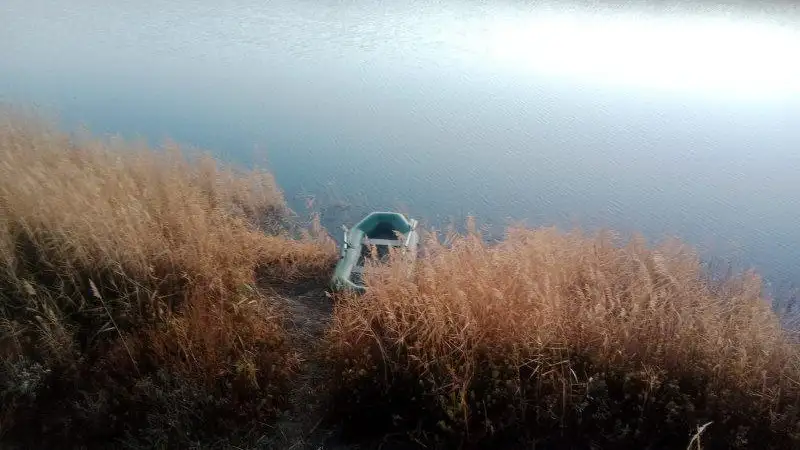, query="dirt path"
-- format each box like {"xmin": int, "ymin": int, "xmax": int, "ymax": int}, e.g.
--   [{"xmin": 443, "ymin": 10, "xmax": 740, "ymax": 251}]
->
[
  {"xmin": 258, "ymin": 284, "xmax": 416, "ymax": 450},
  {"xmin": 262, "ymin": 285, "xmax": 345, "ymax": 450}
]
